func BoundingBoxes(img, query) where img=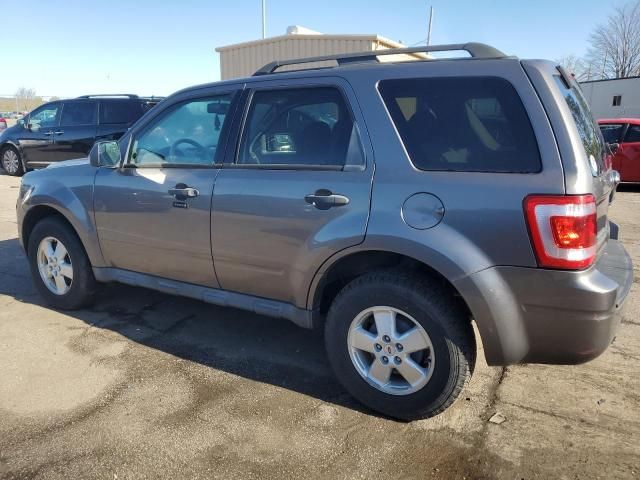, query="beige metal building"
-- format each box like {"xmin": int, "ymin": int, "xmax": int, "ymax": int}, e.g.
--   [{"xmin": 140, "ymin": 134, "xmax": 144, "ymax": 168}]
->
[{"xmin": 216, "ymin": 26, "xmax": 425, "ymax": 80}]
